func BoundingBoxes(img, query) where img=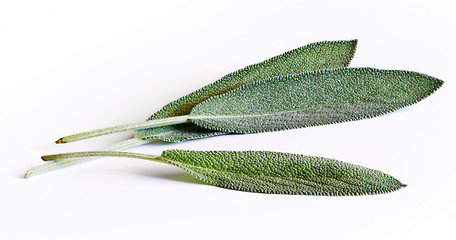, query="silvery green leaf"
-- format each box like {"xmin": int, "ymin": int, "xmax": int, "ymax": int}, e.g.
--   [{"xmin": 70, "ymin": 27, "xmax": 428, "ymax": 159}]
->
[
  {"xmin": 53, "ymin": 68, "xmax": 442, "ymax": 144},
  {"xmin": 135, "ymin": 40, "xmax": 358, "ymax": 142},
  {"xmin": 41, "ymin": 150, "xmax": 406, "ymax": 196},
  {"xmin": 162, "ymin": 150, "xmax": 405, "ymax": 195},
  {"xmin": 189, "ymin": 68, "xmax": 443, "ymax": 133}
]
